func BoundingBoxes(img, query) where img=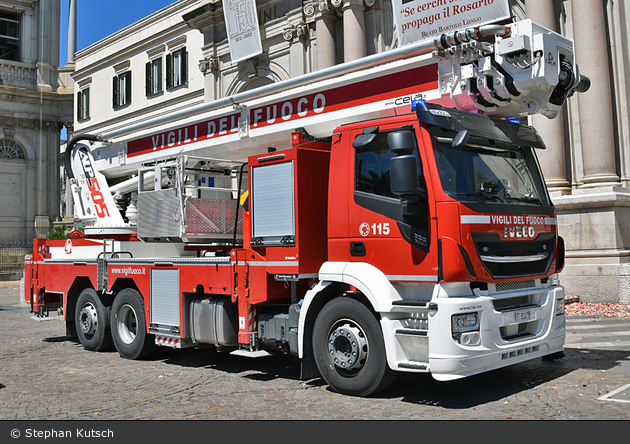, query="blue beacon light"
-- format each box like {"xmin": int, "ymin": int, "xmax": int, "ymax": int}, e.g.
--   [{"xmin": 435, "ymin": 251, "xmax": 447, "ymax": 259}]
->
[{"xmin": 411, "ymin": 98, "xmax": 427, "ymax": 111}]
